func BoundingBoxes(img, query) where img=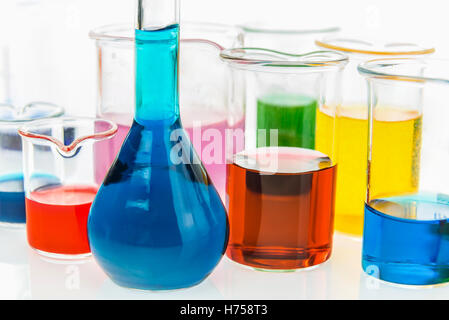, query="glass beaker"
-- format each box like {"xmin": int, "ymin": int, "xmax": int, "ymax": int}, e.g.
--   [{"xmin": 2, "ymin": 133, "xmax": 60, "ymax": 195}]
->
[
  {"xmin": 358, "ymin": 58, "xmax": 449, "ymax": 286},
  {"xmin": 88, "ymin": 0, "xmax": 229, "ymax": 291},
  {"xmin": 0, "ymin": 102, "xmax": 64, "ymax": 227},
  {"xmin": 241, "ymin": 22, "xmax": 339, "ymax": 52},
  {"xmin": 18, "ymin": 117, "xmax": 117, "ymax": 259},
  {"xmin": 220, "ymin": 48, "xmax": 347, "ymax": 271},
  {"xmin": 90, "ymin": 23, "xmax": 244, "ymax": 200},
  {"xmin": 315, "ymin": 38, "xmax": 435, "ymax": 237}
]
